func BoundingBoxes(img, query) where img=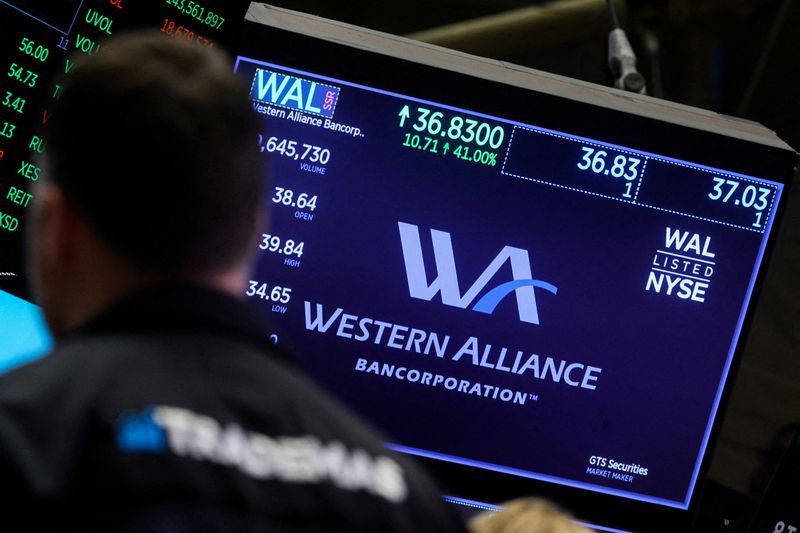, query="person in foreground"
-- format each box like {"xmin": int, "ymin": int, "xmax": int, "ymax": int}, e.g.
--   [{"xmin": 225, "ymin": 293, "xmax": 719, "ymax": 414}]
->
[
  {"xmin": 0, "ymin": 32, "xmax": 466, "ymax": 532},
  {"xmin": 469, "ymin": 498, "xmax": 594, "ymax": 533}
]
